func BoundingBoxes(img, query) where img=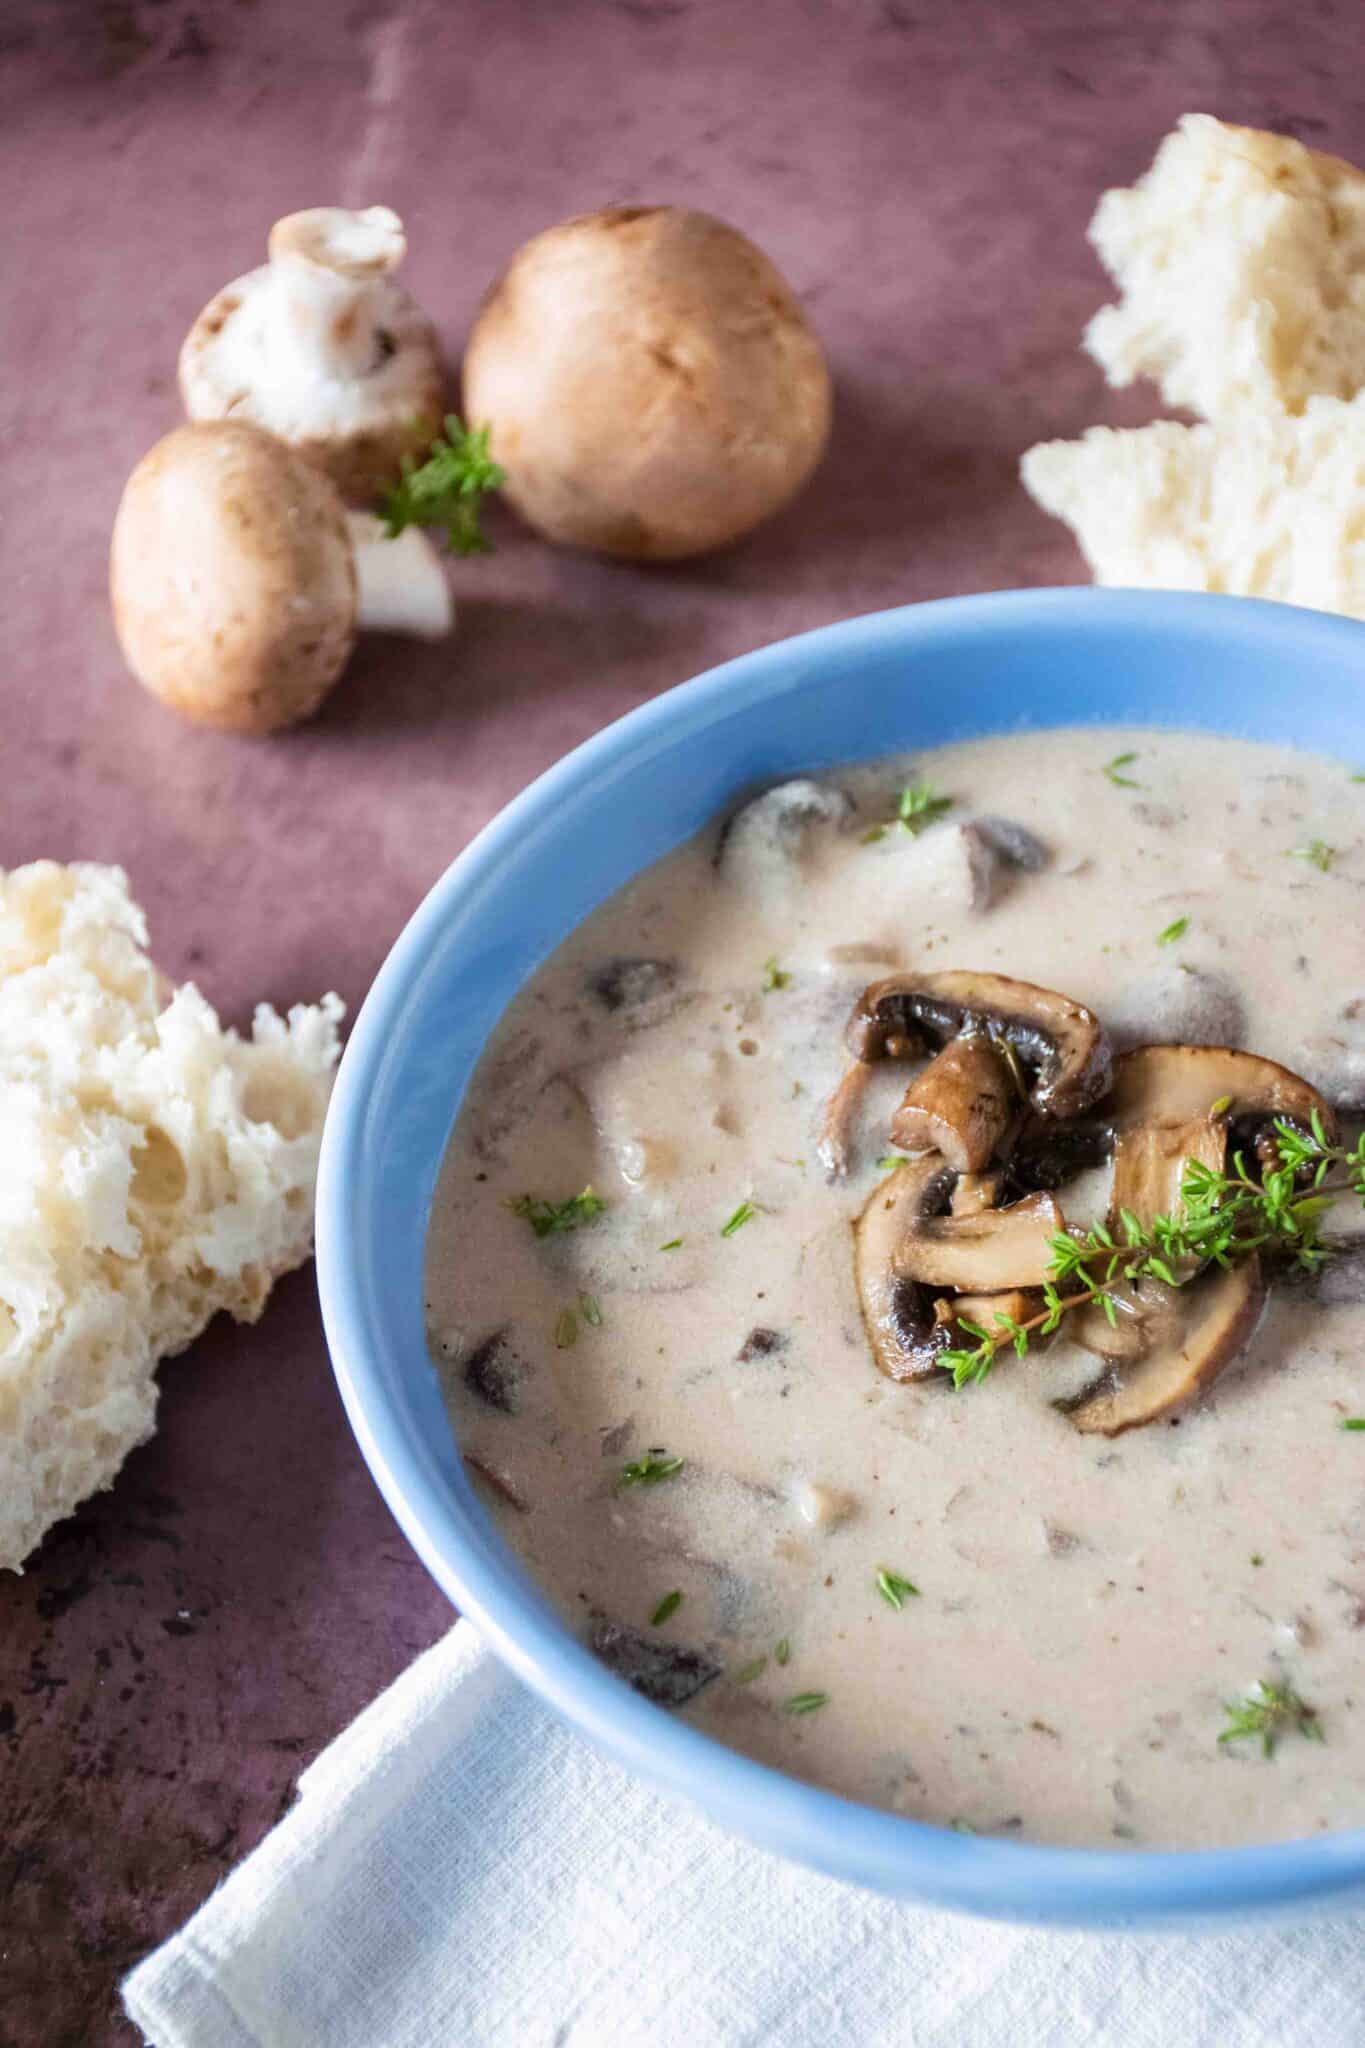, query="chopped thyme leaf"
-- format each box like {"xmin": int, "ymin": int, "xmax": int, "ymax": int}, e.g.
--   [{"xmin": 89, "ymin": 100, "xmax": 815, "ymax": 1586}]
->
[
  {"xmin": 1288, "ymin": 839, "xmax": 1336, "ymax": 873},
  {"xmin": 659, "ymin": 1237, "xmax": 683, "ymax": 1252},
  {"xmin": 876, "ymin": 1154, "xmax": 906, "ymax": 1172},
  {"xmin": 618, "ymin": 1452, "xmax": 685, "ymax": 1489},
  {"xmin": 861, "ymin": 824, "xmax": 888, "ymax": 844},
  {"xmin": 1157, "ymin": 915, "xmax": 1190, "ymax": 946},
  {"xmin": 649, "ymin": 1590, "xmax": 683, "ymax": 1627},
  {"xmin": 761, "ymin": 955, "xmax": 792, "ymax": 992},
  {"xmin": 875, "ymin": 1567, "xmax": 921, "ymax": 1610},
  {"xmin": 896, "ymin": 782, "xmax": 954, "ymax": 835},
  {"xmin": 579, "ymin": 1293, "xmax": 603, "ymax": 1328},
  {"xmin": 774, "ymin": 1637, "xmax": 791, "ymax": 1666},
  {"xmin": 553, "ymin": 1308, "xmax": 578, "ymax": 1350},
  {"xmin": 784, "ymin": 1691, "xmax": 830, "ymax": 1715},
  {"xmin": 508, "ymin": 1186, "xmax": 606, "ymax": 1239},
  {"xmin": 1341, "ymin": 1419, "xmax": 1365, "ymax": 1432},
  {"xmin": 1250, "ymin": 1553, "xmax": 1265, "ymax": 1567},
  {"xmin": 720, "ymin": 1199, "xmax": 758, "ymax": 1238},
  {"xmin": 733, "ymin": 1656, "xmax": 768, "ymax": 1685},
  {"xmin": 1103, "ymin": 750, "xmax": 1141, "ymax": 788},
  {"xmin": 1218, "ymin": 1679, "xmax": 1322, "ymax": 1757},
  {"xmin": 1210, "ymin": 1095, "xmax": 1232, "ymax": 1115}
]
